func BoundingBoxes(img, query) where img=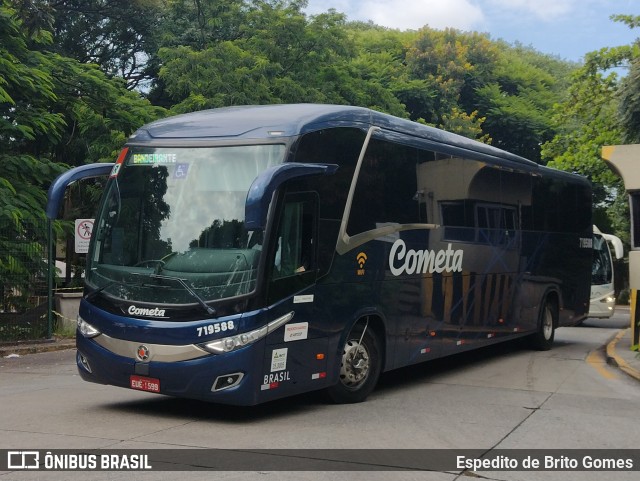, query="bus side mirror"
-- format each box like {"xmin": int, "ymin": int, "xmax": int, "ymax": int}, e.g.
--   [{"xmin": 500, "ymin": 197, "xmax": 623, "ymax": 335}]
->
[
  {"xmin": 46, "ymin": 163, "xmax": 115, "ymax": 219},
  {"xmin": 245, "ymin": 163, "xmax": 338, "ymax": 230}
]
